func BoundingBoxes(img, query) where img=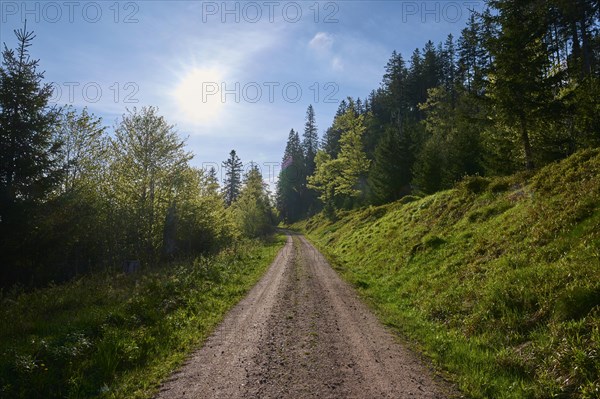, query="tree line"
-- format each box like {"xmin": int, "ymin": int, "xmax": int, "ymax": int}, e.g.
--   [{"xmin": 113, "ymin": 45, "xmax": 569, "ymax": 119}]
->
[
  {"xmin": 0, "ymin": 25, "xmax": 274, "ymax": 288},
  {"xmin": 276, "ymin": 0, "xmax": 600, "ymax": 222}
]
